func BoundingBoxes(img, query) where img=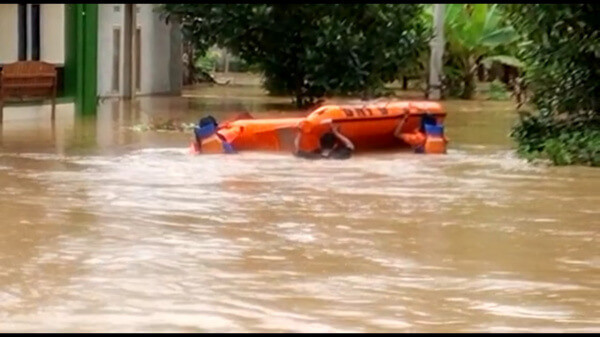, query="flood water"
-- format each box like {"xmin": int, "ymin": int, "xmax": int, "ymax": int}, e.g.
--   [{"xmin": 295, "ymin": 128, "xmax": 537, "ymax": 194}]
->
[{"xmin": 0, "ymin": 85, "xmax": 599, "ymax": 332}]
